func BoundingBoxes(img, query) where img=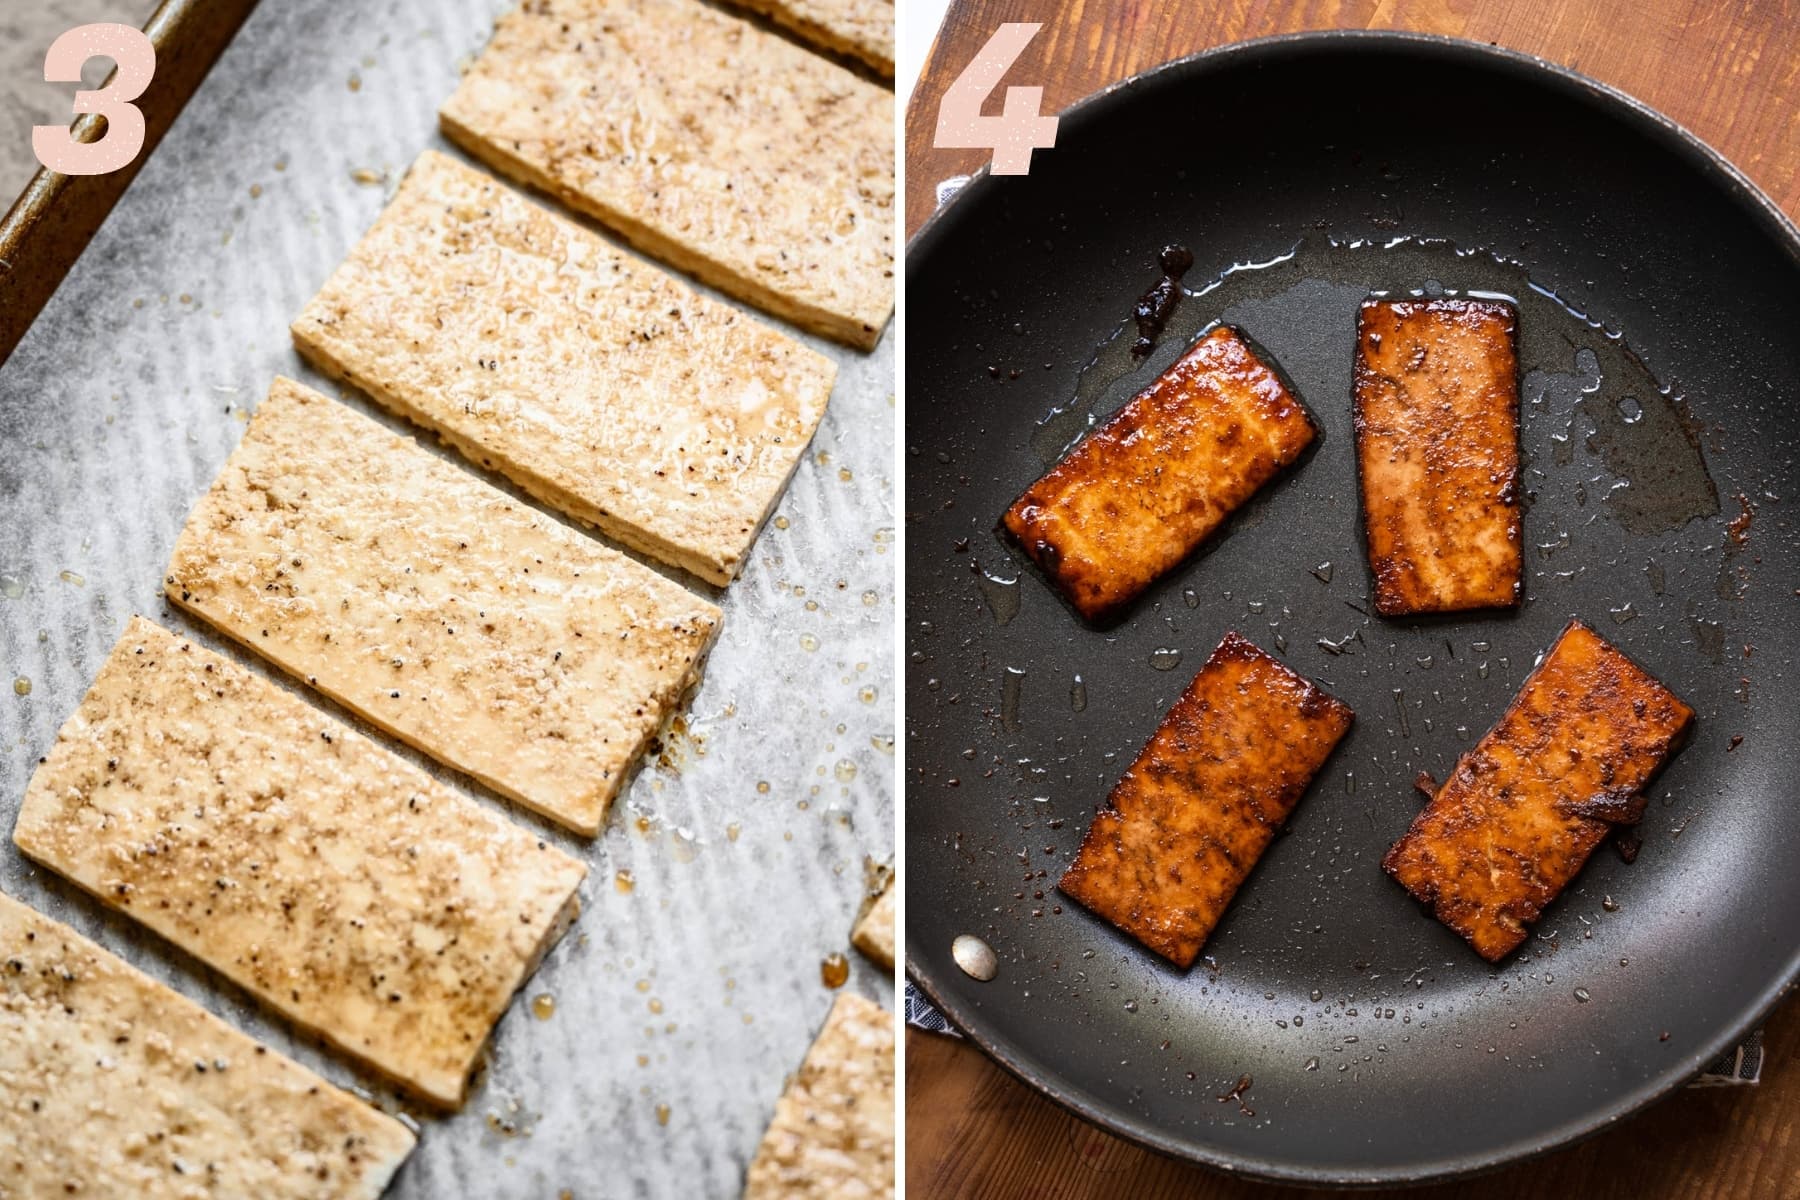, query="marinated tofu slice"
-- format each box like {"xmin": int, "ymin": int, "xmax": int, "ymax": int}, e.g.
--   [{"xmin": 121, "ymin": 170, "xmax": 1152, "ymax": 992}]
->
[
  {"xmin": 1059, "ymin": 632, "xmax": 1353, "ymax": 967},
  {"xmin": 292, "ymin": 151, "xmax": 835, "ymax": 586},
  {"xmin": 851, "ymin": 876, "xmax": 894, "ymax": 970},
  {"xmin": 1383, "ymin": 620, "xmax": 1693, "ymax": 961},
  {"xmin": 1002, "ymin": 326, "xmax": 1317, "ymax": 623},
  {"xmin": 717, "ymin": 0, "xmax": 893, "ymax": 77},
  {"xmin": 15, "ymin": 617, "xmax": 588, "ymax": 1109},
  {"xmin": 744, "ymin": 992, "xmax": 894, "ymax": 1200},
  {"xmin": 0, "ymin": 890, "xmax": 415, "ymax": 1197},
  {"xmin": 1353, "ymin": 297, "xmax": 1522, "ymax": 615},
  {"xmin": 440, "ymin": 0, "xmax": 894, "ymax": 349},
  {"xmin": 164, "ymin": 378, "xmax": 721, "ymax": 836}
]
